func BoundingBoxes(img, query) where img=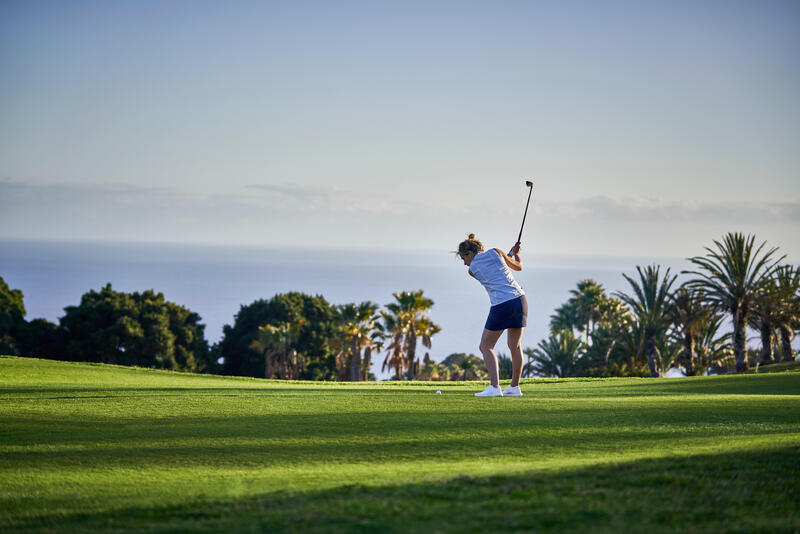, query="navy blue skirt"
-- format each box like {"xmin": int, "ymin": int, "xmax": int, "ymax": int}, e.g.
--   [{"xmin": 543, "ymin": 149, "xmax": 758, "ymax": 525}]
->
[{"xmin": 485, "ymin": 295, "xmax": 528, "ymax": 331}]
